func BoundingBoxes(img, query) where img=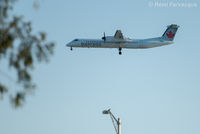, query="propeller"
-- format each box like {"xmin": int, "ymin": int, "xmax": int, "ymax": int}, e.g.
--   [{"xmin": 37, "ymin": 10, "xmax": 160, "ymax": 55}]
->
[{"xmin": 102, "ymin": 32, "xmax": 106, "ymax": 42}]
